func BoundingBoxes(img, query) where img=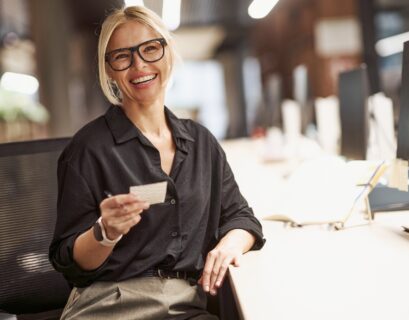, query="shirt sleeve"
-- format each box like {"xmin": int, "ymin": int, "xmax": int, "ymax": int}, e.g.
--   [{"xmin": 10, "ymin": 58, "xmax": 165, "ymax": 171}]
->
[
  {"xmin": 217, "ymin": 147, "xmax": 266, "ymax": 250},
  {"xmin": 49, "ymin": 159, "xmax": 107, "ymax": 287}
]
